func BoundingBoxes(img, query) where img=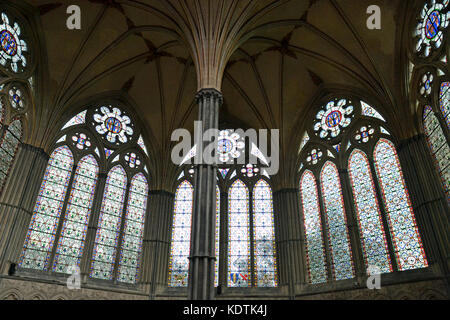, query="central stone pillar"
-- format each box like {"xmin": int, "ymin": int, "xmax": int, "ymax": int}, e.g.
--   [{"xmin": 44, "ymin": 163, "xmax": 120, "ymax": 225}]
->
[{"xmin": 188, "ymin": 89, "xmax": 222, "ymax": 300}]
